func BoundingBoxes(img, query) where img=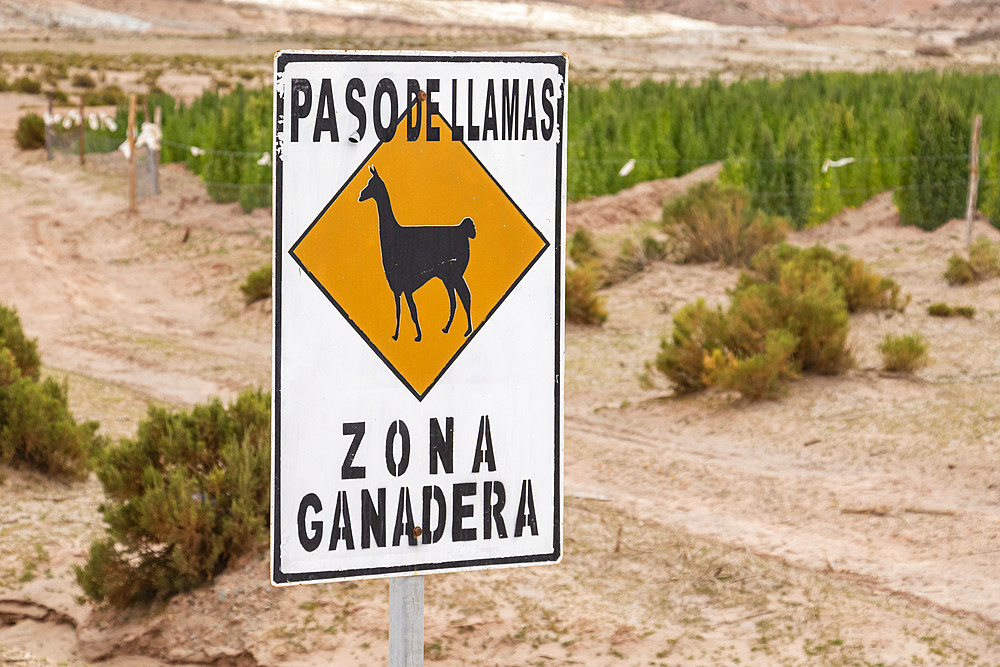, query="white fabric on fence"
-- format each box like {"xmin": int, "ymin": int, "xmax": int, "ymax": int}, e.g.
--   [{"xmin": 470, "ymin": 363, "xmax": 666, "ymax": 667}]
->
[
  {"xmin": 118, "ymin": 122, "xmax": 163, "ymax": 160},
  {"xmin": 821, "ymin": 157, "xmax": 856, "ymax": 173}
]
